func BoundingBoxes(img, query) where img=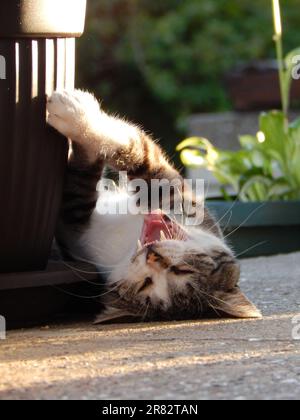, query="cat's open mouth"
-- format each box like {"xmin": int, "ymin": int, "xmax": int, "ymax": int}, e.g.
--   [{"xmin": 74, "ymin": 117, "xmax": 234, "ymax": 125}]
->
[{"xmin": 140, "ymin": 211, "xmax": 187, "ymax": 246}]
